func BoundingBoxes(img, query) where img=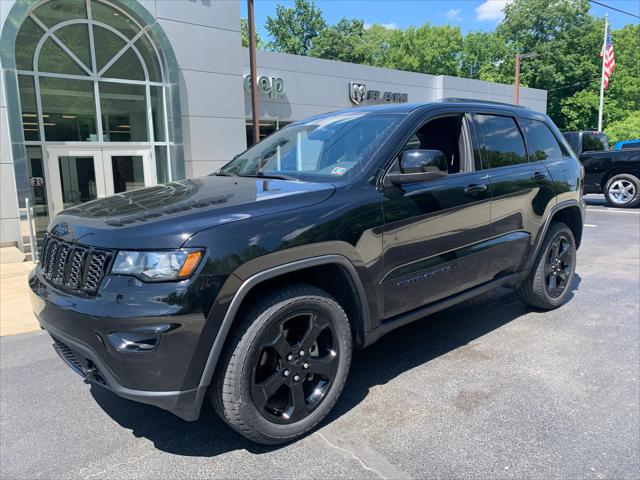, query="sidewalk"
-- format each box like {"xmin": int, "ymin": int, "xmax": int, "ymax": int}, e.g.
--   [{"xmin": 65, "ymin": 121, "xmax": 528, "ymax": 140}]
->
[{"xmin": 0, "ymin": 261, "xmax": 39, "ymax": 336}]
